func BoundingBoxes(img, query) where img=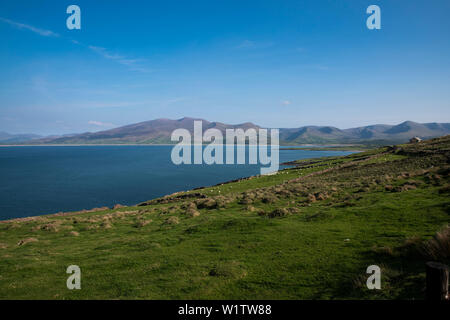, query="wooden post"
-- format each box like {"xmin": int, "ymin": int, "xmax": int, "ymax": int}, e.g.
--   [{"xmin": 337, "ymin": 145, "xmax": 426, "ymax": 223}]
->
[{"xmin": 426, "ymin": 261, "xmax": 449, "ymax": 300}]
